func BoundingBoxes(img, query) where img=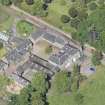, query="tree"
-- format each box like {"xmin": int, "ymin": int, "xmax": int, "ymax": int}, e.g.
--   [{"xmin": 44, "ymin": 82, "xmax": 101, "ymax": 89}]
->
[
  {"xmin": 88, "ymin": 2, "xmax": 97, "ymax": 10},
  {"xmin": 8, "ymin": 95, "xmax": 19, "ymax": 105},
  {"xmin": 69, "ymin": 7, "xmax": 78, "ymax": 18},
  {"xmin": 42, "ymin": 3, "xmax": 48, "ymax": 10},
  {"xmin": 31, "ymin": 92, "xmax": 44, "ymax": 105},
  {"xmin": 1, "ymin": 0, "xmax": 12, "ymax": 5},
  {"xmin": 71, "ymin": 65, "xmax": 80, "ymax": 92},
  {"xmin": 45, "ymin": 45, "xmax": 53, "ymax": 54},
  {"xmin": 0, "ymin": 42, "xmax": 3, "ymax": 49},
  {"xmin": 74, "ymin": 92, "xmax": 84, "ymax": 105},
  {"xmin": 61, "ymin": 15, "xmax": 70, "ymax": 23},
  {"xmin": 25, "ymin": 0, "xmax": 34, "ymax": 5},
  {"xmin": 52, "ymin": 71, "xmax": 71, "ymax": 93},
  {"xmin": 31, "ymin": 72, "xmax": 49, "ymax": 95},
  {"xmin": 98, "ymin": 0, "xmax": 105, "ymax": 7},
  {"xmin": 43, "ymin": 0, "xmax": 52, "ymax": 3},
  {"xmin": 78, "ymin": 10, "xmax": 88, "ymax": 21},
  {"xmin": 92, "ymin": 51, "xmax": 102, "ymax": 65},
  {"xmin": 11, "ymin": 0, "xmax": 23, "ymax": 4},
  {"xmin": 32, "ymin": 0, "xmax": 43, "ymax": 16},
  {"xmin": 18, "ymin": 88, "xmax": 30, "ymax": 105},
  {"xmin": 70, "ymin": 18, "xmax": 80, "ymax": 29}
]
